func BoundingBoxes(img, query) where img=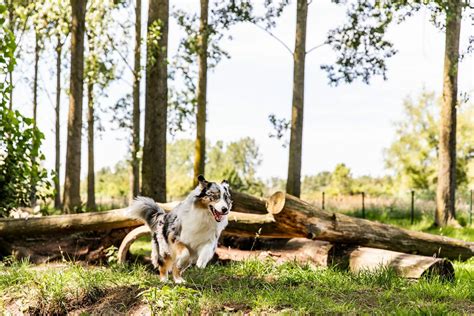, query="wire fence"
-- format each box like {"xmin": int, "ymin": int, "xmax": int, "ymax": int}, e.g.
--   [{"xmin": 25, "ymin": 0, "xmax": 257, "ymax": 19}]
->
[
  {"xmin": 305, "ymin": 190, "xmax": 473, "ymax": 226},
  {"xmin": 94, "ymin": 190, "xmax": 474, "ymax": 226}
]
